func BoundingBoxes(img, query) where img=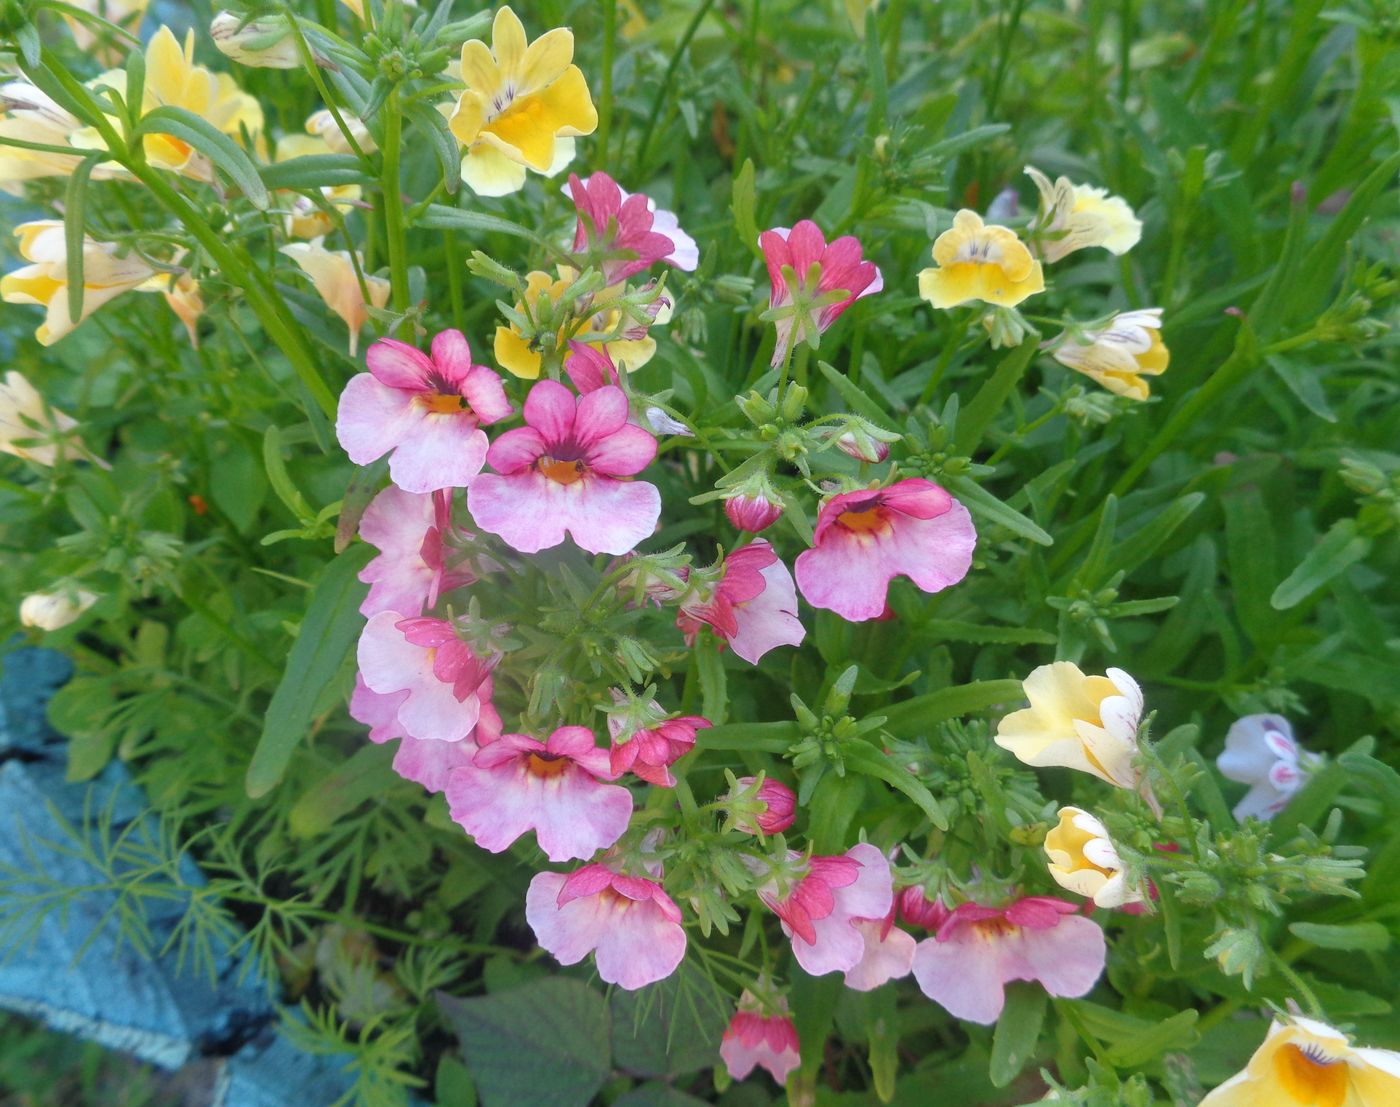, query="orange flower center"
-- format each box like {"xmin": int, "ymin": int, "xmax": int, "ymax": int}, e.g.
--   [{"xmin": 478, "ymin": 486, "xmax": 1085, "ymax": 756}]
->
[
  {"xmin": 972, "ymin": 918, "xmax": 1017, "ymax": 939},
  {"xmin": 1273, "ymin": 1043, "xmax": 1349, "ymax": 1107},
  {"xmin": 420, "ymin": 392, "xmax": 468, "ymax": 415},
  {"xmin": 526, "ymin": 753, "xmax": 570, "ymax": 779},
  {"xmin": 837, "ymin": 506, "xmax": 889, "ymax": 534},
  {"xmin": 537, "ymin": 456, "xmax": 586, "ymax": 485}
]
